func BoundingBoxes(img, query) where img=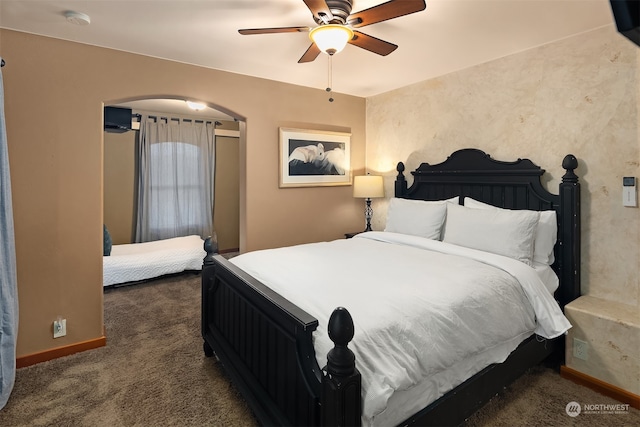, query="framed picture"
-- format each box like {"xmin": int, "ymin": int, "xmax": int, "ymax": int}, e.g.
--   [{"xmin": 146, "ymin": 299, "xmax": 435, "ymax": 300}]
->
[{"xmin": 279, "ymin": 127, "xmax": 352, "ymax": 188}]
